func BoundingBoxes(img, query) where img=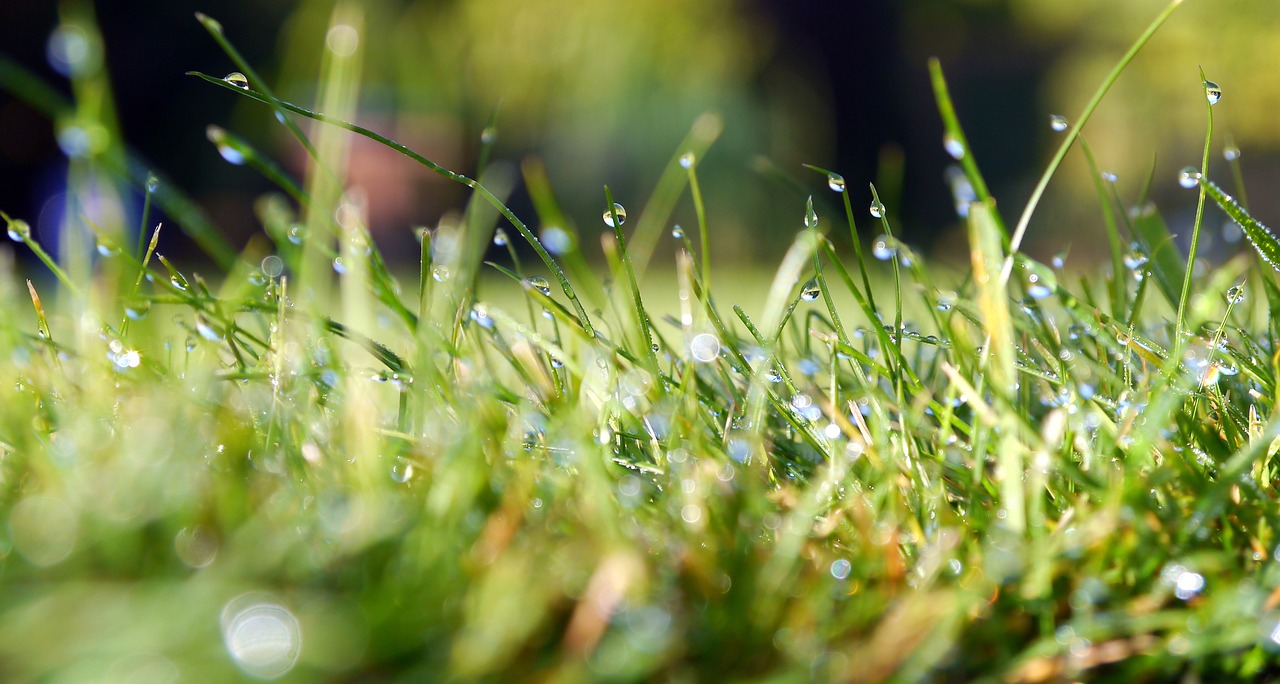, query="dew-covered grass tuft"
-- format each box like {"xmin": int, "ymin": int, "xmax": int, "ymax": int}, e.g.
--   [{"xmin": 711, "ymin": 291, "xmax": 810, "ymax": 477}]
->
[{"xmin": 2, "ymin": 1, "xmax": 1280, "ymax": 681}]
